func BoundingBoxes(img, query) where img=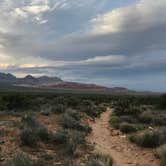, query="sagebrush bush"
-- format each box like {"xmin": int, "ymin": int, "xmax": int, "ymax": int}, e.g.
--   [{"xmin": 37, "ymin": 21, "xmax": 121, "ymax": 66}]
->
[
  {"xmin": 54, "ymin": 129, "xmax": 85, "ymax": 155},
  {"xmin": 159, "ymin": 94, "xmax": 166, "ymax": 109},
  {"xmin": 79, "ymin": 100, "xmax": 103, "ymax": 118},
  {"xmin": 139, "ymin": 111, "xmax": 154, "ymax": 123},
  {"xmin": 60, "ymin": 112, "xmax": 91, "ymax": 134},
  {"xmin": 119, "ymin": 115, "xmax": 138, "ymax": 123},
  {"xmin": 51, "ymin": 104, "xmax": 66, "ymax": 114},
  {"xmin": 66, "ymin": 130, "xmax": 85, "ymax": 155},
  {"xmin": 66, "ymin": 109, "xmax": 81, "ymax": 121},
  {"xmin": 20, "ymin": 128, "xmax": 38, "ymax": 147},
  {"xmin": 155, "ymin": 144, "xmax": 166, "ymax": 166},
  {"xmin": 152, "ymin": 113, "xmax": 166, "ymax": 126},
  {"xmin": 87, "ymin": 153, "xmax": 113, "ymax": 166},
  {"xmin": 60, "ymin": 113, "xmax": 82, "ymax": 129},
  {"xmin": 20, "ymin": 115, "xmax": 50, "ymax": 146},
  {"xmin": 119, "ymin": 122, "xmax": 137, "ymax": 133},
  {"xmin": 109, "ymin": 115, "xmax": 120, "ymax": 129},
  {"xmin": 4, "ymin": 152, "xmax": 32, "ymax": 166},
  {"xmin": 21, "ymin": 115, "xmax": 40, "ymax": 128},
  {"xmin": 129, "ymin": 129, "xmax": 166, "ymax": 148},
  {"xmin": 53, "ymin": 129, "xmax": 68, "ymax": 144},
  {"xmin": 36, "ymin": 127, "xmax": 50, "ymax": 142}
]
